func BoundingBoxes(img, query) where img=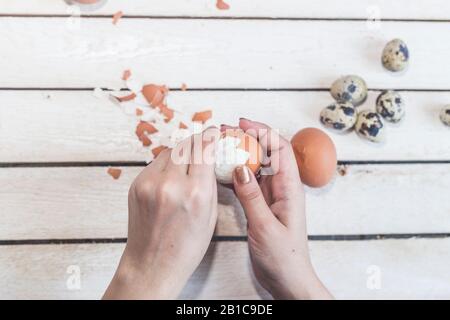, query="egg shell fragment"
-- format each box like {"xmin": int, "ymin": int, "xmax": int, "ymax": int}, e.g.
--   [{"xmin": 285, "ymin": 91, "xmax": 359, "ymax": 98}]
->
[
  {"xmin": 355, "ymin": 111, "xmax": 386, "ymax": 143},
  {"xmin": 382, "ymin": 39, "xmax": 410, "ymax": 72},
  {"xmin": 291, "ymin": 128, "xmax": 337, "ymax": 188},
  {"xmin": 142, "ymin": 84, "xmax": 166, "ymax": 108},
  {"xmin": 320, "ymin": 102, "xmax": 357, "ymax": 132},
  {"xmin": 440, "ymin": 106, "xmax": 450, "ymax": 127},
  {"xmin": 376, "ymin": 90, "xmax": 405, "ymax": 123},
  {"xmin": 330, "ymin": 75, "xmax": 368, "ymax": 106},
  {"xmin": 107, "ymin": 168, "xmax": 122, "ymax": 180},
  {"xmin": 192, "ymin": 110, "xmax": 213, "ymax": 124}
]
